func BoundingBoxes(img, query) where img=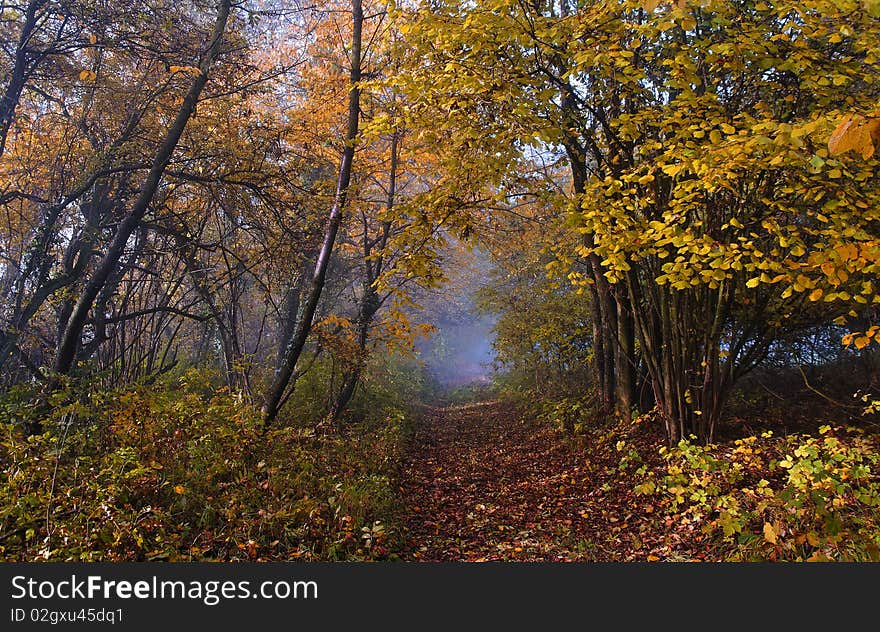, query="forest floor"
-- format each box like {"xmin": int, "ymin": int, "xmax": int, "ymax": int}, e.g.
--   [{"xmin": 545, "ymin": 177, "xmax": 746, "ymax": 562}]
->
[{"xmin": 396, "ymin": 399, "xmax": 696, "ymax": 562}]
